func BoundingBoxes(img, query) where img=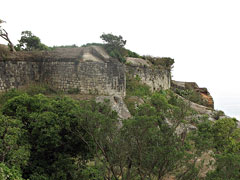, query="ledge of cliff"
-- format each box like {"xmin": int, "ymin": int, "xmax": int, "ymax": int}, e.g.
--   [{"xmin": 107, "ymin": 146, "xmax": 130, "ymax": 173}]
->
[{"xmin": 171, "ymin": 80, "xmax": 214, "ymax": 109}]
